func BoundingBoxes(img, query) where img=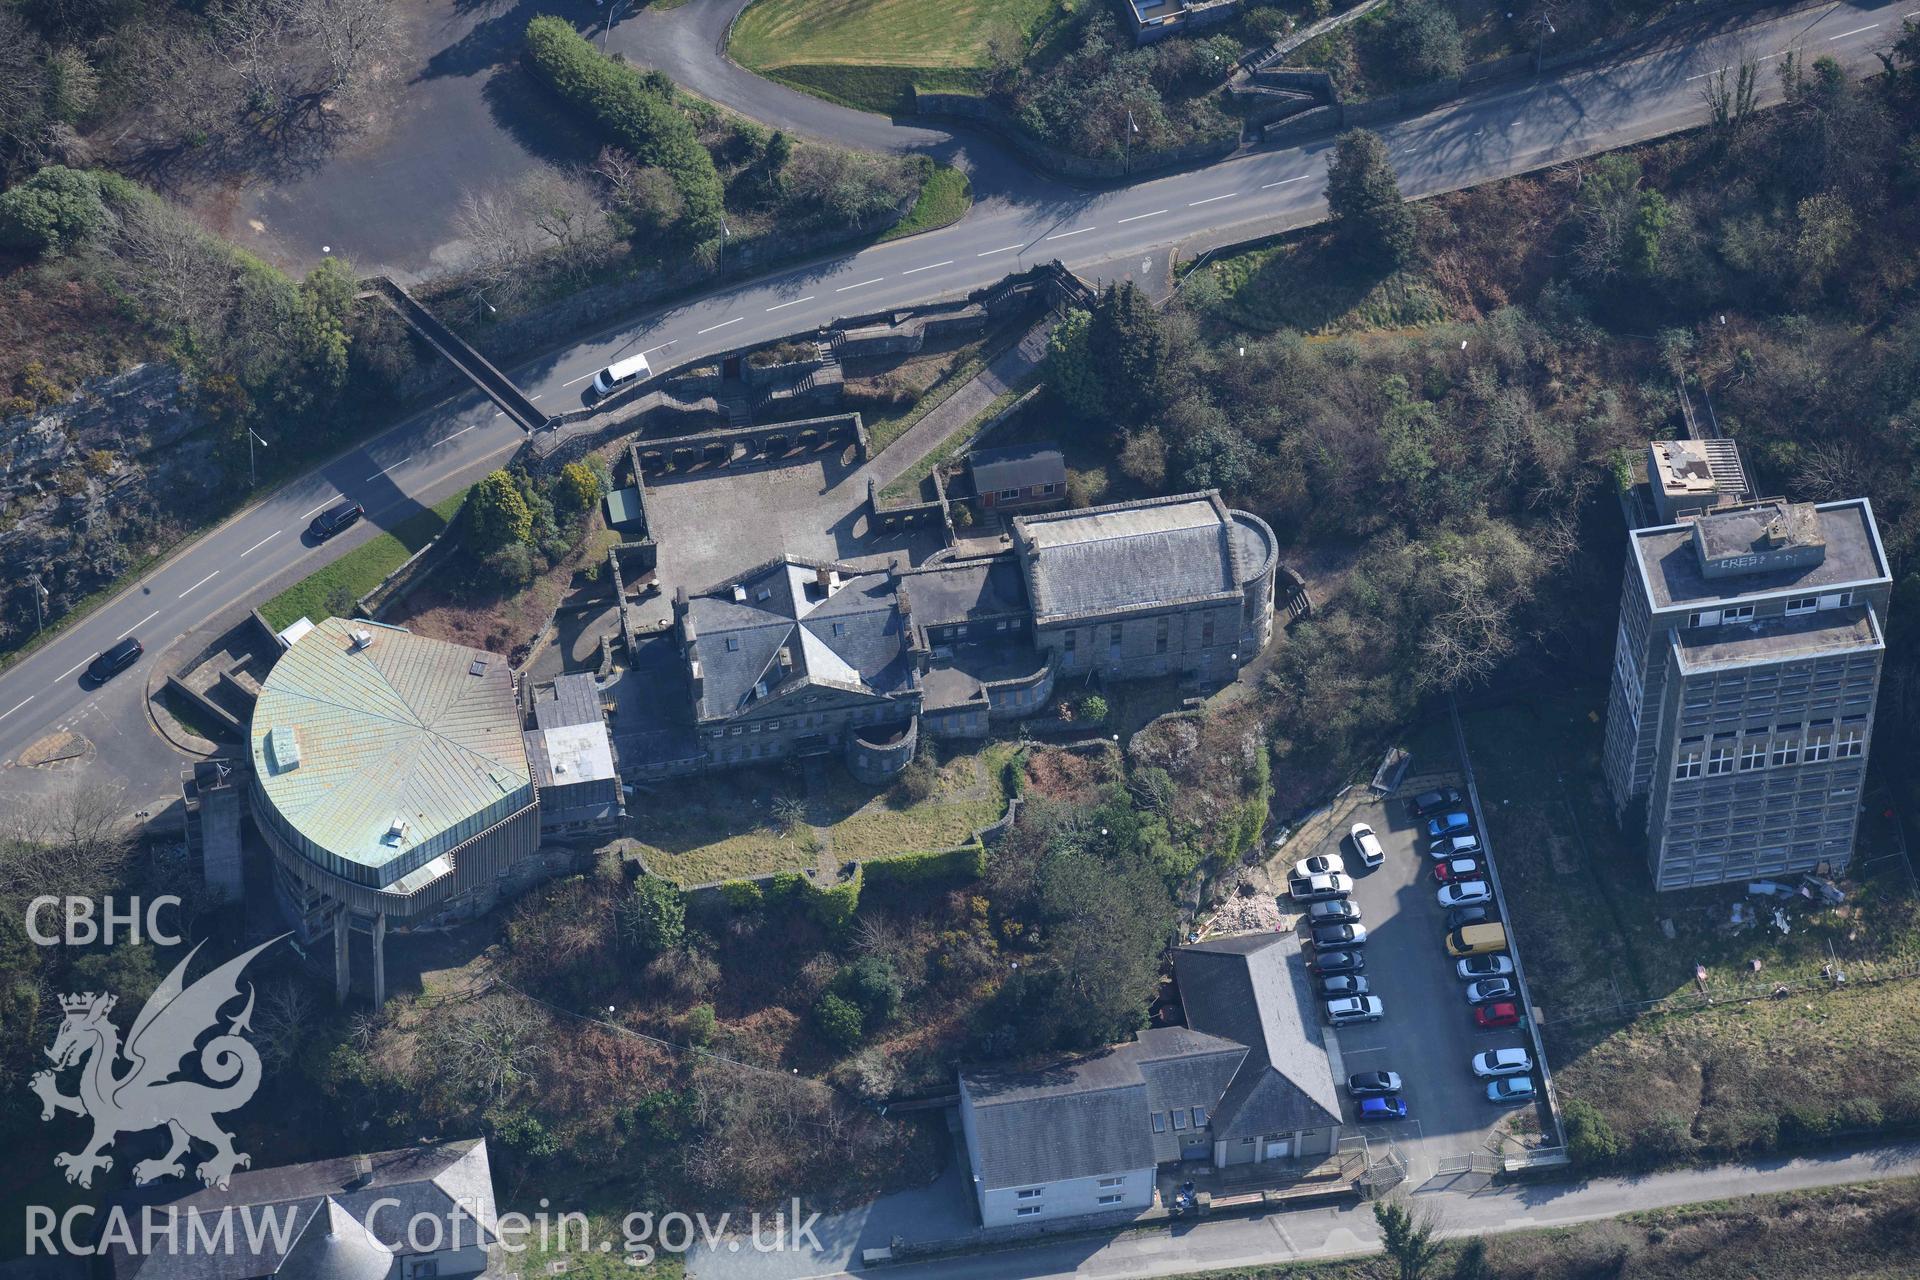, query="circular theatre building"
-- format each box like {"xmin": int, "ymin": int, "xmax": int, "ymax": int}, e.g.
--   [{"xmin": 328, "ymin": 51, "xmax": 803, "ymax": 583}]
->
[{"xmin": 249, "ymin": 617, "xmax": 539, "ymax": 1003}]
